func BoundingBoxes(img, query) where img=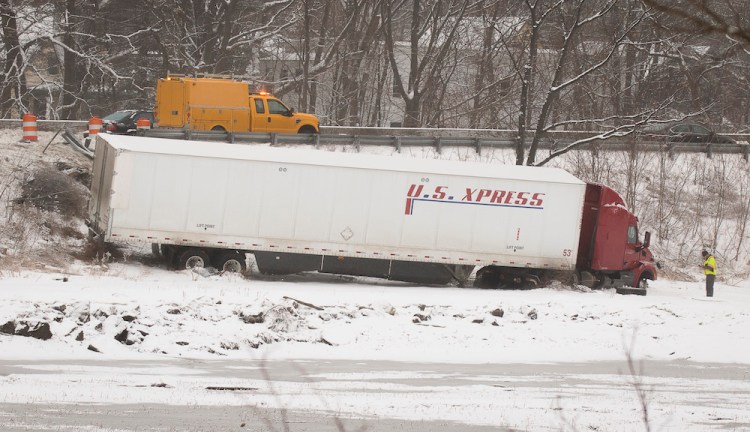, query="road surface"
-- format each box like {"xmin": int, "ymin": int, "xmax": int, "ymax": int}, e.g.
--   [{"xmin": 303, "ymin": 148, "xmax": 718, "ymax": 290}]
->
[{"xmin": 0, "ymin": 358, "xmax": 748, "ymax": 431}]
